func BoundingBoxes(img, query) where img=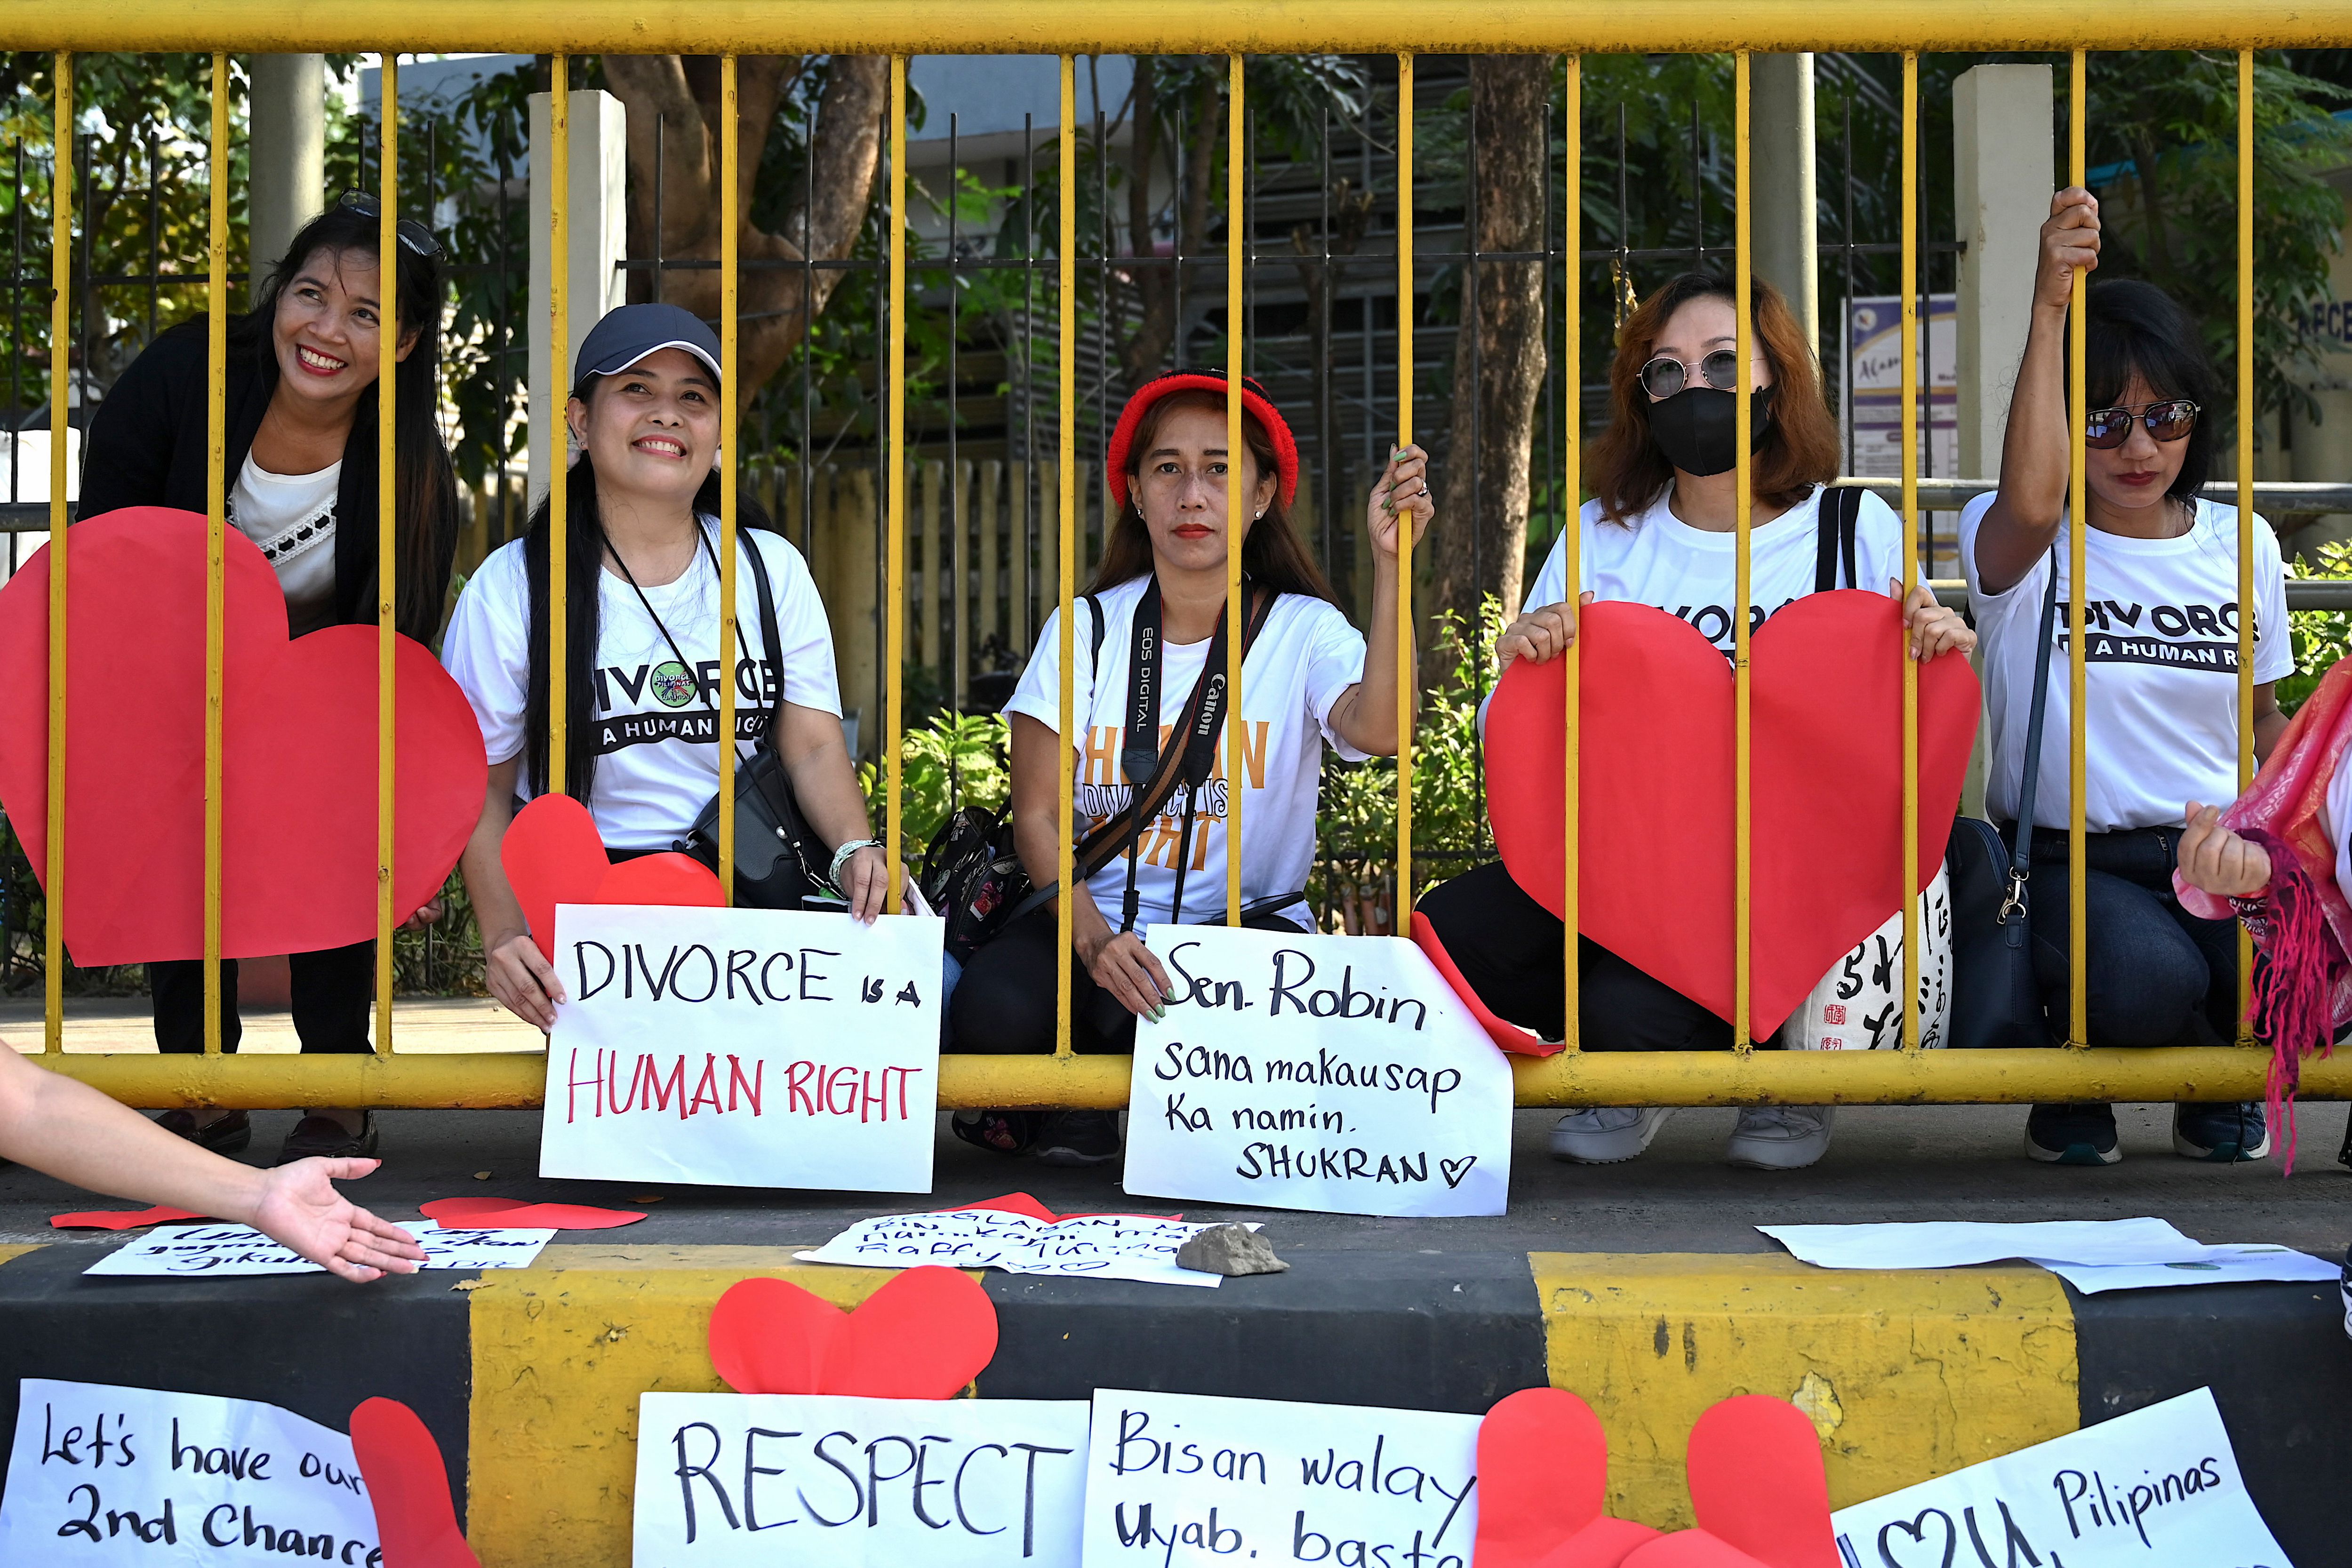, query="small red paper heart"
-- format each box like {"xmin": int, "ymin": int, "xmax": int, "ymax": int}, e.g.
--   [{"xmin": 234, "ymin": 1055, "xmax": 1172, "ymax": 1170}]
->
[
  {"xmin": 419, "ymin": 1197, "xmax": 646, "ymax": 1231},
  {"xmin": 349, "ymin": 1397, "xmax": 480, "ymax": 1568},
  {"xmin": 49, "ymin": 1205, "xmax": 205, "ymax": 1231},
  {"xmin": 0, "ymin": 511, "xmax": 487, "ymax": 964},
  {"xmin": 594, "ymin": 852, "xmax": 726, "ymax": 910},
  {"xmin": 1475, "ymin": 1388, "xmax": 1613, "ymax": 1568},
  {"xmin": 1683, "ymin": 1396, "xmax": 1838, "ymax": 1568},
  {"xmin": 1410, "ymin": 912, "xmax": 1551, "ymax": 1056},
  {"xmin": 1485, "ymin": 594, "xmax": 1977, "ymax": 1039},
  {"xmin": 708, "ymin": 1266, "xmax": 998, "ymax": 1398},
  {"xmin": 500, "ymin": 795, "xmax": 609, "ymax": 958},
  {"xmin": 1619, "ymin": 1531, "xmax": 1771, "ymax": 1568}
]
